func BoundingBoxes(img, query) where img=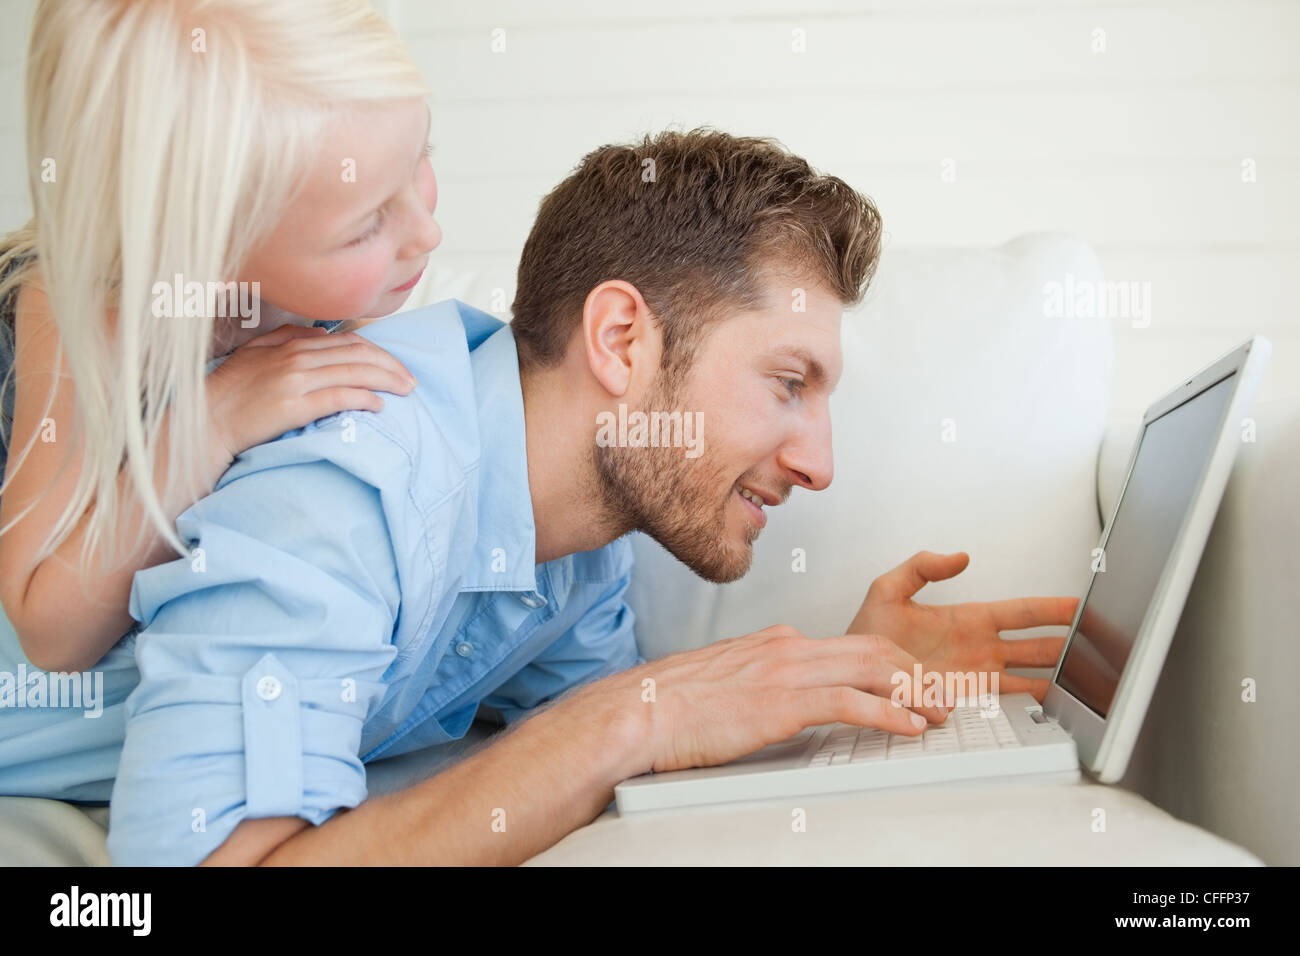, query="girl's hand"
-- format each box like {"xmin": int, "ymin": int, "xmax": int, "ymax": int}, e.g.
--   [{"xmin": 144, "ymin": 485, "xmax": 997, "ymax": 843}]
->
[{"xmin": 206, "ymin": 323, "xmax": 417, "ymax": 465}]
